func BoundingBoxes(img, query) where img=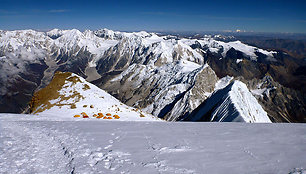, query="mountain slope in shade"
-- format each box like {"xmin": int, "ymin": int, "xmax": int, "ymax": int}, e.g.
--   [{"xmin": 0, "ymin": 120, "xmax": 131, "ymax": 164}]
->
[
  {"xmin": 29, "ymin": 71, "xmax": 160, "ymax": 121},
  {"xmin": 160, "ymin": 64, "xmax": 219, "ymax": 121},
  {"xmin": 185, "ymin": 80, "xmax": 271, "ymax": 123}
]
